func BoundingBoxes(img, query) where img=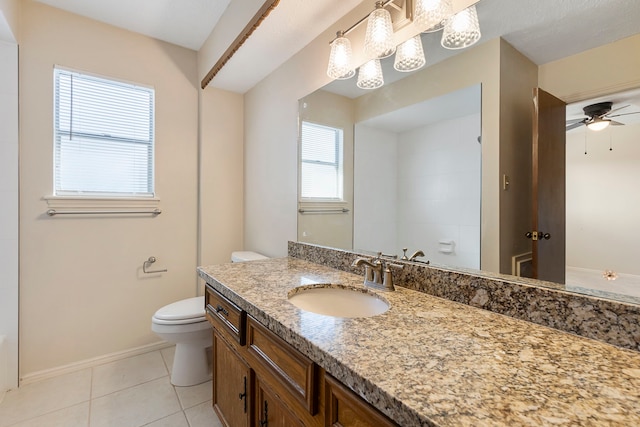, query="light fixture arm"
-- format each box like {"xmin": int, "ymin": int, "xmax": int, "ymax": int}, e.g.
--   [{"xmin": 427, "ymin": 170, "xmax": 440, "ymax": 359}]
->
[{"xmin": 335, "ymin": 0, "xmax": 398, "ymax": 39}]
